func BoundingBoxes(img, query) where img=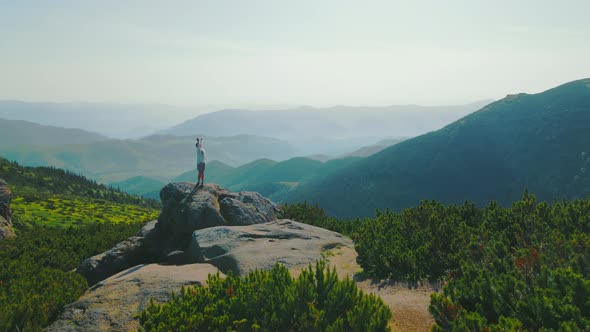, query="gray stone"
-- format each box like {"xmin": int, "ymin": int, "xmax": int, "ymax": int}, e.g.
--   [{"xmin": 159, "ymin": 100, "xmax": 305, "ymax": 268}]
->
[
  {"xmin": 187, "ymin": 219, "xmax": 353, "ymax": 275},
  {"xmin": 47, "ymin": 263, "xmax": 221, "ymax": 332},
  {"xmin": 76, "ymin": 183, "xmax": 283, "ymax": 285},
  {"xmin": 77, "ymin": 236, "xmax": 150, "ymax": 286},
  {"xmin": 219, "ymin": 191, "xmax": 282, "ymax": 225}
]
